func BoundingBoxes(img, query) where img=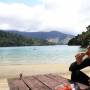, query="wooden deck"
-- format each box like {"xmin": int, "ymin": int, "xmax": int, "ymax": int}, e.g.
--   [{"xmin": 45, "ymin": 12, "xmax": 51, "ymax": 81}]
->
[{"xmin": 8, "ymin": 74, "xmax": 89, "ymax": 90}]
